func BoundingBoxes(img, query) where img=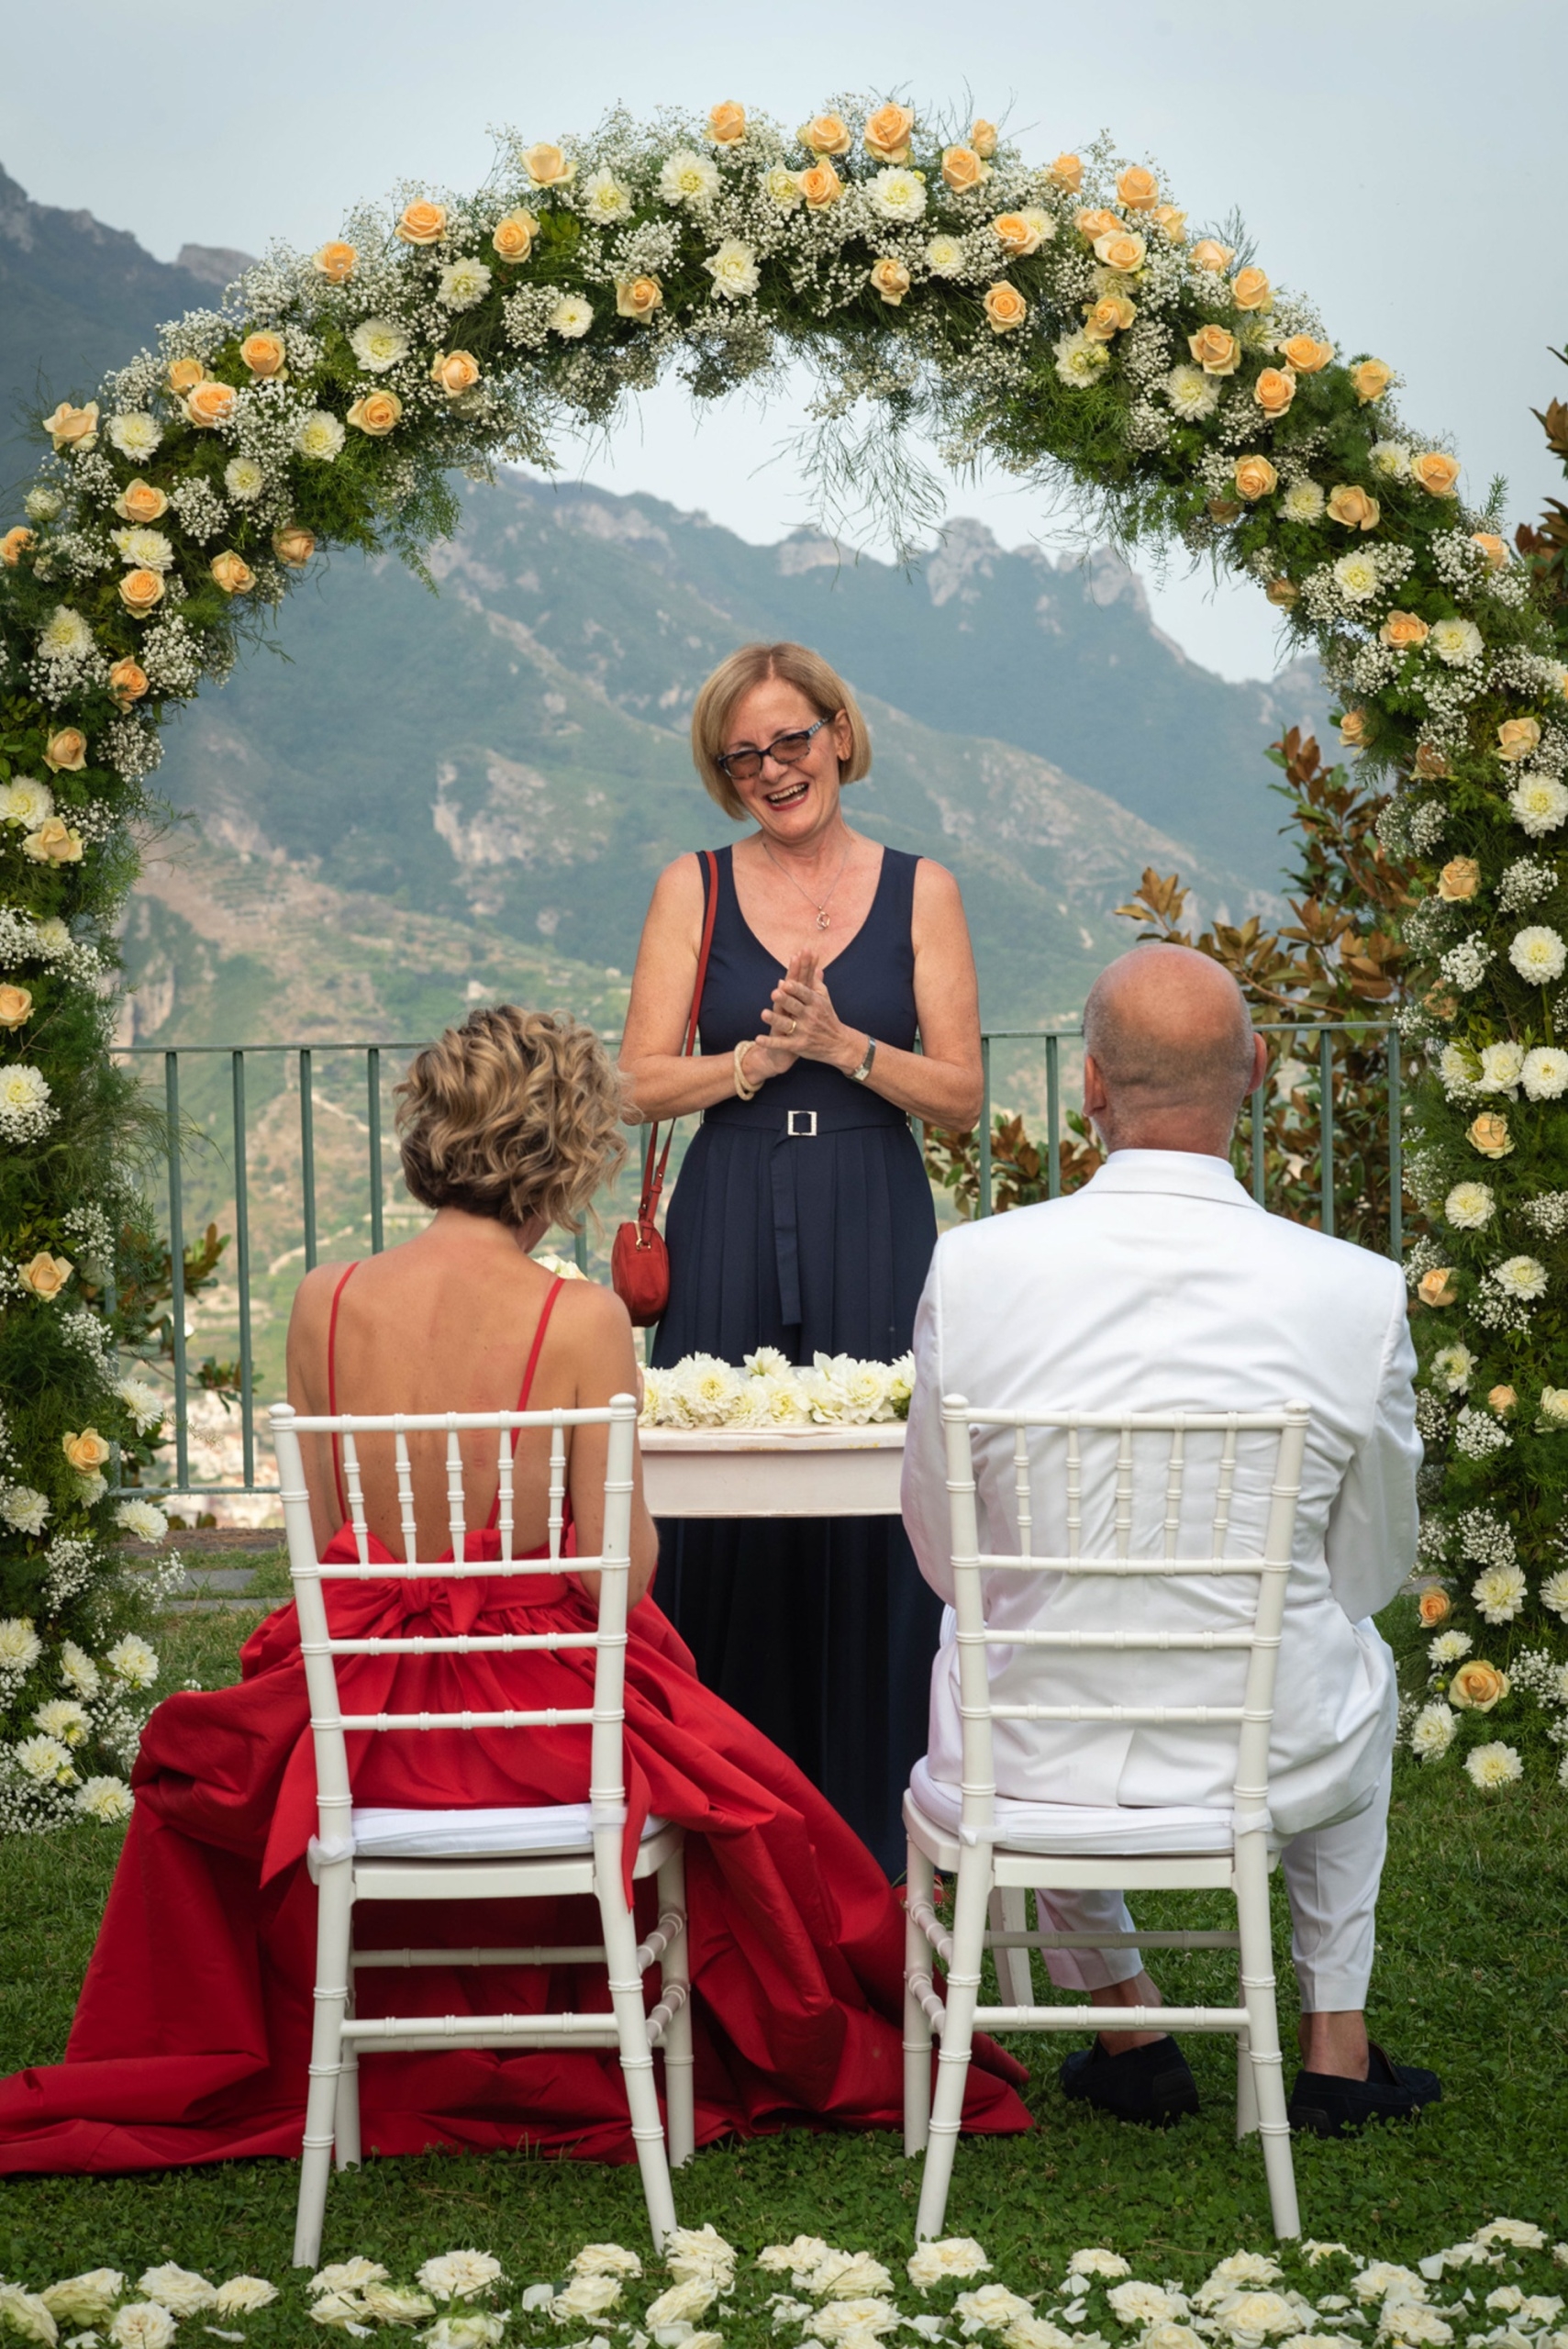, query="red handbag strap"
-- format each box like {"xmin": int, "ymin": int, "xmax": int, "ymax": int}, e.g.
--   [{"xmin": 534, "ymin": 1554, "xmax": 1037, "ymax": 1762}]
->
[{"xmin": 639, "ymin": 849, "xmax": 719, "ymax": 1224}]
